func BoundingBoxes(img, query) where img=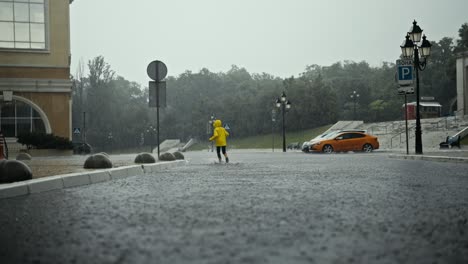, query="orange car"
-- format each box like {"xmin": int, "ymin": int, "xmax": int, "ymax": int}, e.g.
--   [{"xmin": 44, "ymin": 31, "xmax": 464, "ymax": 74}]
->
[{"xmin": 308, "ymin": 131, "xmax": 379, "ymax": 153}]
